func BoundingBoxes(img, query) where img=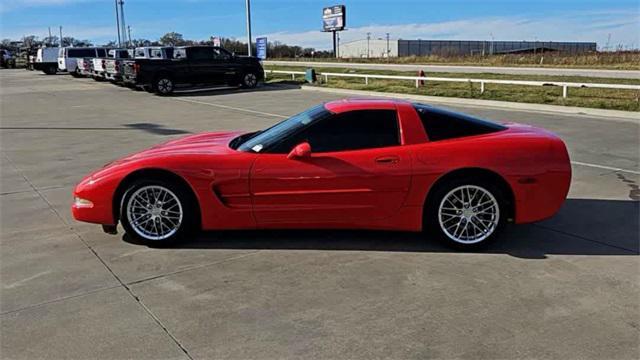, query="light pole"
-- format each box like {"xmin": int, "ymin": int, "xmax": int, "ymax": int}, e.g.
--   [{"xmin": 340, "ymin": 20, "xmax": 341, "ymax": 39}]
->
[
  {"xmin": 366, "ymin": 32, "xmax": 371, "ymax": 58},
  {"xmin": 115, "ymin": 0, "xmax": 121, "ymax": 47},
  {"xmin": 59, "ymin": 26, "xmax": 63, "ymax": 47},
  {"xmin": 489, "ymin": 33, "xmax": 494, "ymax": 55},
  {"xmin": 245, "ymin": 0, "xmax": 252, "ymax": 56},
  {"xmin": 385, "ymin": 32, "xmax": 390, "ymax": 60},
  {"xmin": 118, "ymin": 0, "xmax": 127, "ymax": 48}
]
